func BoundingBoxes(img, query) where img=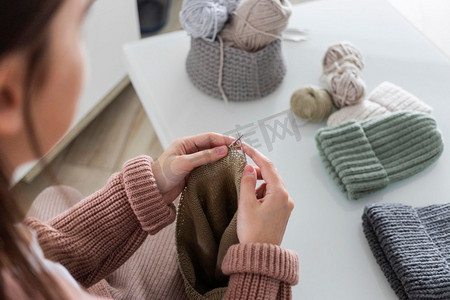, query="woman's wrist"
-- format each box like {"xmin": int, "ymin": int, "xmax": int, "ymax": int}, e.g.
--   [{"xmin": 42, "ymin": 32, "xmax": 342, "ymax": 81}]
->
[{"xmin": 122, "ymin": 155, "xmax": 176, "ymax": 234}]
